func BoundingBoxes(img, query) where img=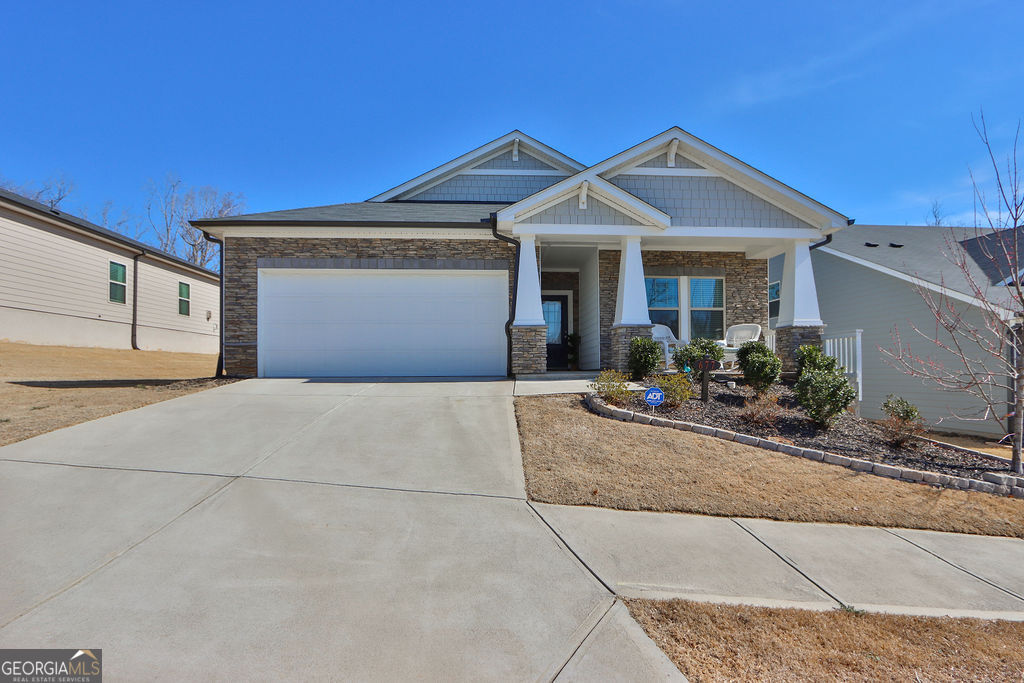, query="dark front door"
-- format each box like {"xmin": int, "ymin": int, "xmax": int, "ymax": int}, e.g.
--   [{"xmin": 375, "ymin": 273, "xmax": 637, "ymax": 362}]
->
[{"xmin": 542, "ymin": 294, "xmax": 569, "ymax": 370}]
